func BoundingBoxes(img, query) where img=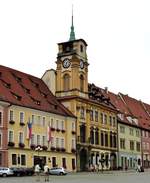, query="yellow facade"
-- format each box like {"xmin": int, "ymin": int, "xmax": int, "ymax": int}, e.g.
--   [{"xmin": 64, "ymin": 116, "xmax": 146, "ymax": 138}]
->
[{"xmin": 7, "ymin": 105, "xmax": 76, "ymax": 171}]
